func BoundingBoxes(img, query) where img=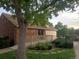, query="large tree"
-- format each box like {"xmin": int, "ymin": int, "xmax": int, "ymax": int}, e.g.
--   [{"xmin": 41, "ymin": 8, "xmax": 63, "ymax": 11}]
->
[
  {"xmin": 55, "ymin": 22, "xmax": 63, "ymax": 30},
  {"xmin": 55, "ymin": 22, "xmax": 76, "ymax": 41},
  {"xmin": 0, "ymin": 0, "xmax": 79, "ymax": 59}
]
